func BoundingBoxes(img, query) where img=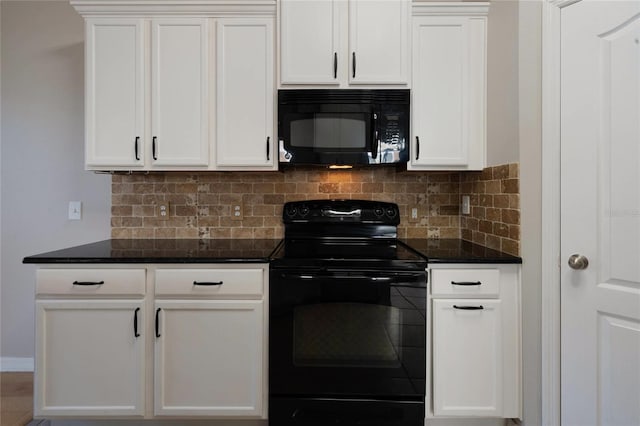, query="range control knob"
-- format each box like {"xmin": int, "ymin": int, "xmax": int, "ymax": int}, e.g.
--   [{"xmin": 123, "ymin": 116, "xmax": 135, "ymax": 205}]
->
[
  {"xmin": 374, "ymin": 207, "xmax": 384, "ymax": 217},
  {"xmin": 299, "ymin": 205, "xmax": 310, "ymax": 217},
  {"xmin": 285, "ymin": 206, "xmax": 297, "ymax": 218},
  {"xmin": 386, "ymin": 207, "xmax": 398, "ymax": 218}
]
